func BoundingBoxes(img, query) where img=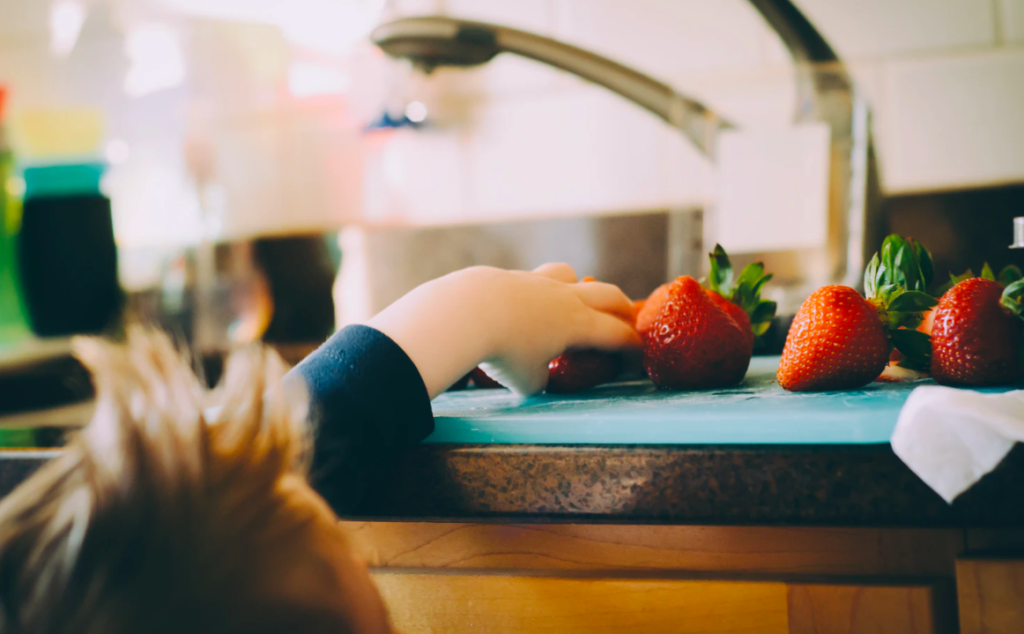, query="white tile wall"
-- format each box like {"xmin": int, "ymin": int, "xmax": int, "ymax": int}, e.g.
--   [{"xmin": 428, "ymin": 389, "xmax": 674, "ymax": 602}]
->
[
  {"xmin": 444, "ymin": 0, "xmax": 555, "ymax": 34},
  {"xmin": 361, "ymin": 128, "xmax": 467, "ymax": 223},
  {"xmin": 794, "ymin": 0, "xmax": 996, "ymax": 58},
  {"xmin": 677, "ymin": 67, "xmax": 797, "ymax": 129},
  {"xmin": 1001, "ymin": 0, "xmax": 1024, "ymax": 42},
  {"xmin": 369, "ymin": 84, "xmax": 712, "ymax": 224},
  {"xmin": 881, "ymin": 48, "xmax": 1024, "ymax": 192},
  {"xmin": 463, "ymin": 85, "xmax": 709, "ymax": 219},
  {"xmin": 555, "ymin": 0, "xmax": 770, "ymax": 80}
]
